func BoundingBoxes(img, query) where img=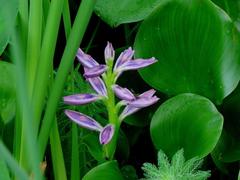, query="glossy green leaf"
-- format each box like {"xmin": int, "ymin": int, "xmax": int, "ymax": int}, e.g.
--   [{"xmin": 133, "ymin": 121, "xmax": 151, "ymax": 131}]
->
[
  {"xmin": 0, "ymin": 158, "xmax": 10, "ymax": 180},
  {"xmin": 82, "ymin": 161, "xmax": 124, "ymax": 180},
  {"xmin": 211, "ymin": 0, "xmax": 240, "ymax": 28},
  {"xmin": 212, "ymin": 129, "xmax": 240, "ymax": 163},
  {"xmin": 94, "ymin": 0, "xmax": 162, "ymax": 27},
  {"xmin": 0, "ymin": 61, "xmax": 16, "ymax": 124},
  {"xmin": 0, "ymin": 0, "xmax": 18, "ymax": 54},
  {"xmin": 134, "ymin": 0, "xmax": 240, "ymax": 104},
  {"xmin": 150, "ymin": 93, "xmax": 223, "ymax": 159}
]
